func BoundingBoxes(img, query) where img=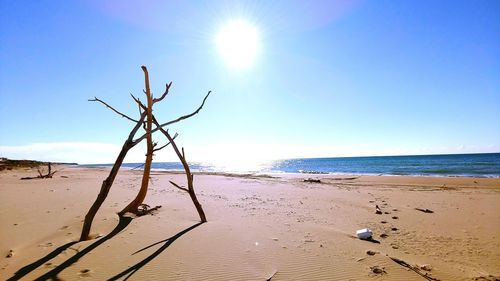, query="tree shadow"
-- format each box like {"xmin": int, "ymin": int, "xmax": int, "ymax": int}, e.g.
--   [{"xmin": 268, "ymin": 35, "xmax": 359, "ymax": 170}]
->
[
  {"xmin": 8, "ymin": 216, "xmax": 133, "ymax": 281},
  {"xmin": 7, "ymin": 241, "xmax": 78, "ymax": 281},
  {"xmin": 108, "ymin": 222, "xmax": 204, "ymax": 281}
]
